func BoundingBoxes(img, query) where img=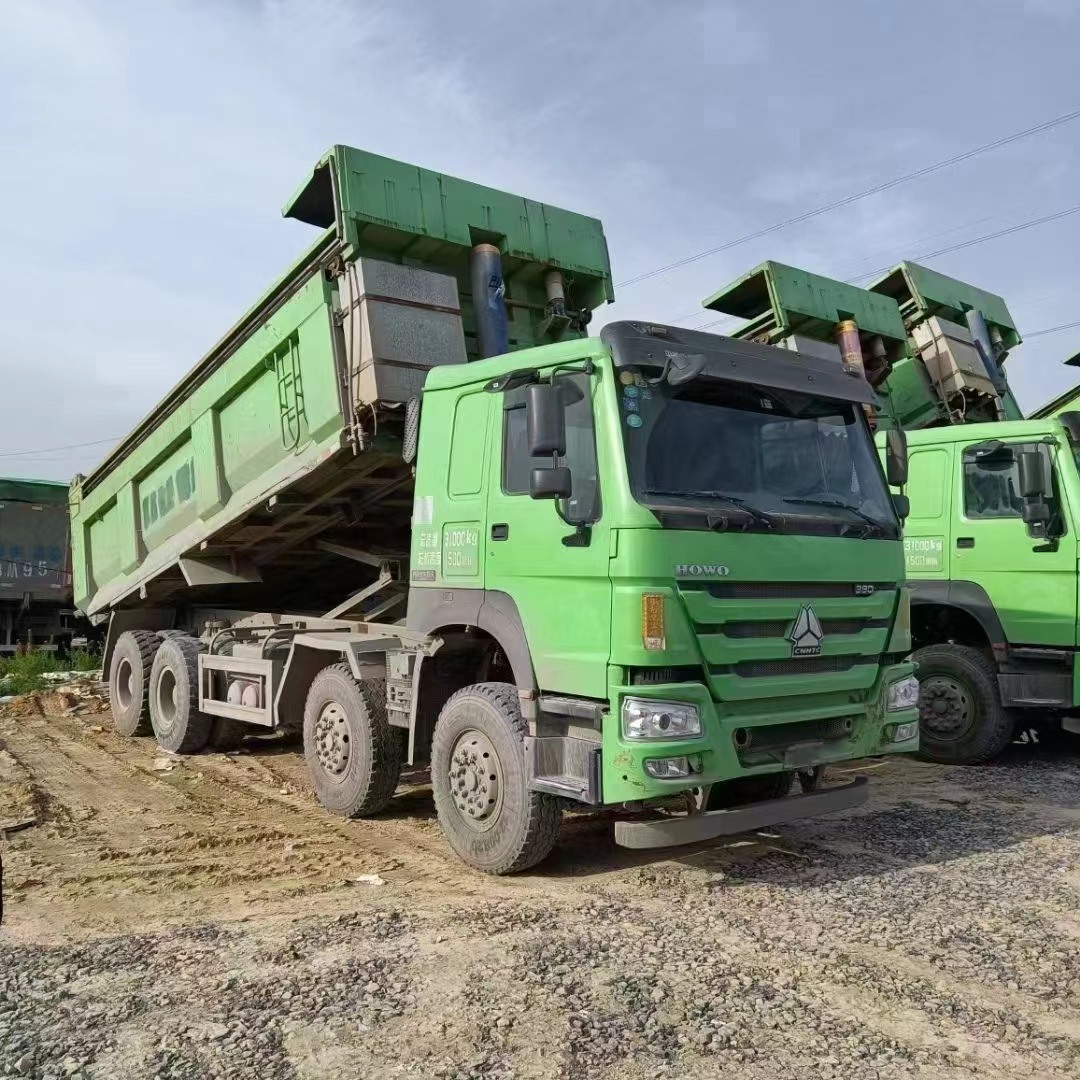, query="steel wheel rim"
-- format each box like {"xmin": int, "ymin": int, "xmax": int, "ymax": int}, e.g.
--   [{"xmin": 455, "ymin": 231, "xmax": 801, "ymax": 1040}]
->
[
  {"xmin": 919, "ymin": 674, "xmax": 974, "ymax": 741},
  {"xmin": 116, "ymin": 657, "xmax": 134, "ymax": 711},
  {"xmin": 449, "ymin": 728, "xmax": 503, "ymax": 832},
  {"xmin": 314, "ymin": 701, "xmax": 351, "ymax": 780},
  {"xmin": 156, "ymin": 668, "xmax": 178, "ymax": 732}
]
